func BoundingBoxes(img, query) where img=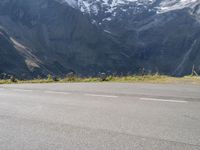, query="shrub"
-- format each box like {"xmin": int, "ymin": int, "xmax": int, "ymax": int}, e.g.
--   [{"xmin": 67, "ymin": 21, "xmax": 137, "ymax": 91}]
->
[
  {"xmin": 65, "ymin": 72, "xmax": 77, "ymax": 82},
  {"xmin": 52, "ymin": 76, "xmax": 59, "ymax": 82},
  {"xmin": 99, "ymin": 73, "xmax": 107, "ymax": 81},
  {"xmin": 47, "ymin": 74, "xmax": 53, "ymax": 81},
  {"xmin": 10, "ymin": 76, "xmax": 17, "ymax": 83}
]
